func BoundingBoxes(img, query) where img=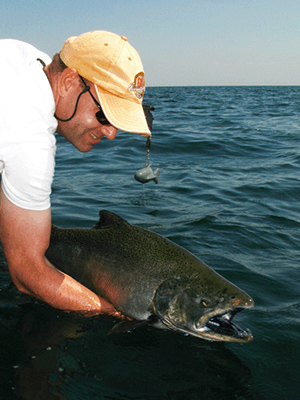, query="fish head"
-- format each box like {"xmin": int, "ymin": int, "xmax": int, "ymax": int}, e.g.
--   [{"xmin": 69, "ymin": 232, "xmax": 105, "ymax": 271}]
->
[{"xmin": 153, "ymin": 274, "xmax": 254, "ymax": 343}]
